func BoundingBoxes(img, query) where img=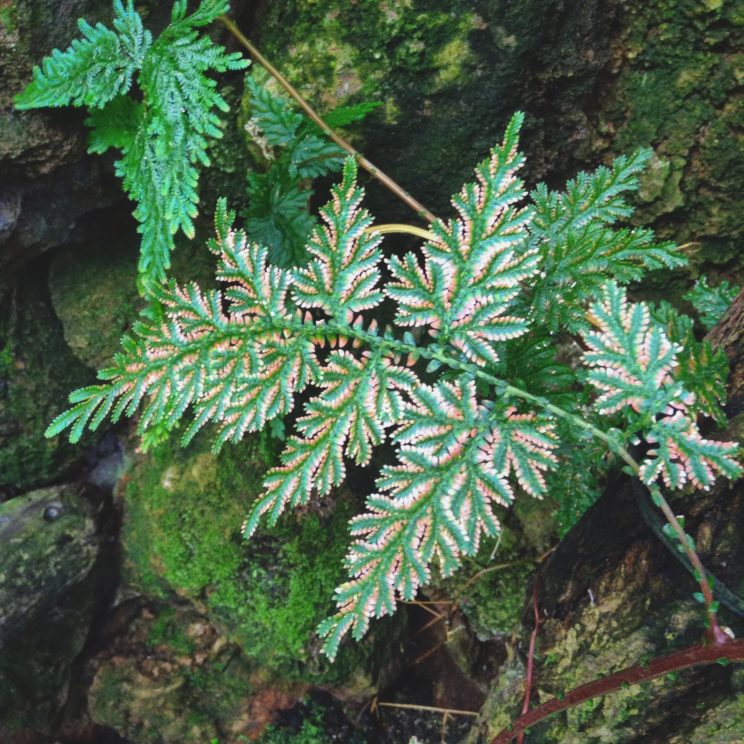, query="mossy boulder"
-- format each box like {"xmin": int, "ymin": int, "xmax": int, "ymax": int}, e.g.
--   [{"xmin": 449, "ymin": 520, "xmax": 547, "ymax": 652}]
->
[
  {"xmin": 121, "ymin": 430, "xmax": 397, "ymax": 689},
  {"xmin": 250, "ymin": 0, "xmax": 743, "ymax": 283},
  {"xmin": 88, "ymin": 601, "xmax": 267, "ymax": 744},
  {"xmin": 48, "ymin": 238, "xmax": 141, "ymax": 369},
  {"xmin": 593, "ymin": 0, "xmax": 744, "ymax": 275},
  {"xmin": 0, "ymin": 484, "xmax": 105, "ymax": 739},
  {"xmin": 0, "ymin": 484, "xmax": 98, "ymax": 646},
  {"xmin": 0, "ymin": 270, "xmax": 93, "ymax": 492},
  {"xmin": 466, "ymin": 473, "xmax": 744, "ymax": 743},
  {"xmin": 249, "ymin": 0, "xmax": 627, "ymax": 215}
]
